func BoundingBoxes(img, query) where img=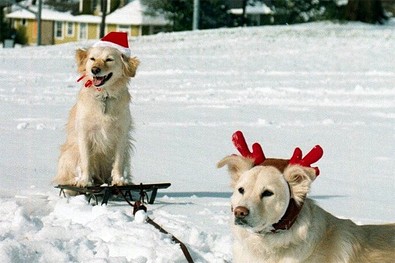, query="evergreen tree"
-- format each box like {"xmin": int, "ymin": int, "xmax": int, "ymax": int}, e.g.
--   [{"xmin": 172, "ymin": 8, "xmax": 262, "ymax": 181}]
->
[
  {"xmin": 267, "ymin": 0, "xmax": 388, "ymax": 25},
  {"xmin": 0, "ymin": 1, "xmax": 15, "ymax": 43},
  {"xmin": 199, "ymin": 0, "xmax": 229, "ymax": 29},
  {"xmin": 44, "ymin": 0, "xmax": 79, "ymax": 14},
  {"xmin": 342, "ymin": 0, "xmax": 388, "ymax": 24},
  {"xmin": 142, "ymin": 0, "xmax": 230, "ymax": 31}
]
